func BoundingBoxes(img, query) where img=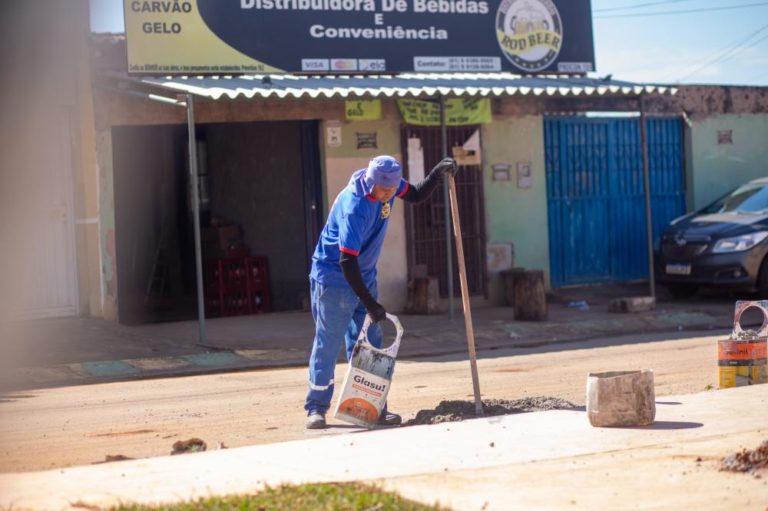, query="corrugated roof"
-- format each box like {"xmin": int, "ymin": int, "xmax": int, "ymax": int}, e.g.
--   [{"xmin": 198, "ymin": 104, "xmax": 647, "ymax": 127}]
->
[{"xmin": 138, "ymin": 73, "xmax": 676, "ymax": 101}]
